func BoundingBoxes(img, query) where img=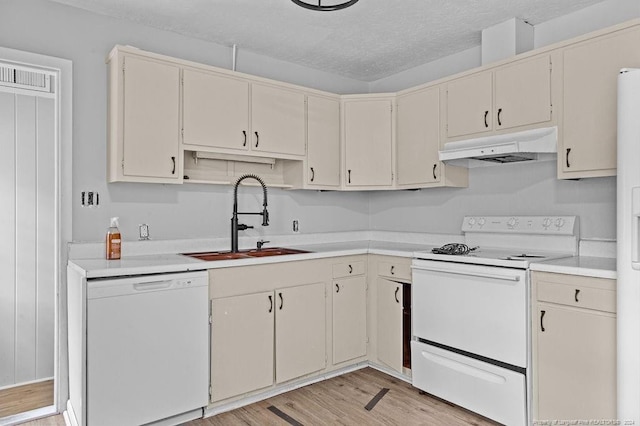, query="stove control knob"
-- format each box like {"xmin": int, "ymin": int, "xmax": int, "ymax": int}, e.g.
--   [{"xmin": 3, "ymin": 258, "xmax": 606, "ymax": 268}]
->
[
  {"xmin": 477, "ymin": 217, "xmax": 486, "ymax": 228},
  {"xmin": 507, "ymin": 217, "xmax": 518, "ymax": 229},
  {"xmin": 555, "ymin": 218, "xmax": 565, "ymax": 229},
  {"xmin": 542, "ymin": 218, "xmax": 552, "ymax": 229},
  {"xmin": 467, "ymin": 217, "xmax": 476, "ymax": 227}
]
